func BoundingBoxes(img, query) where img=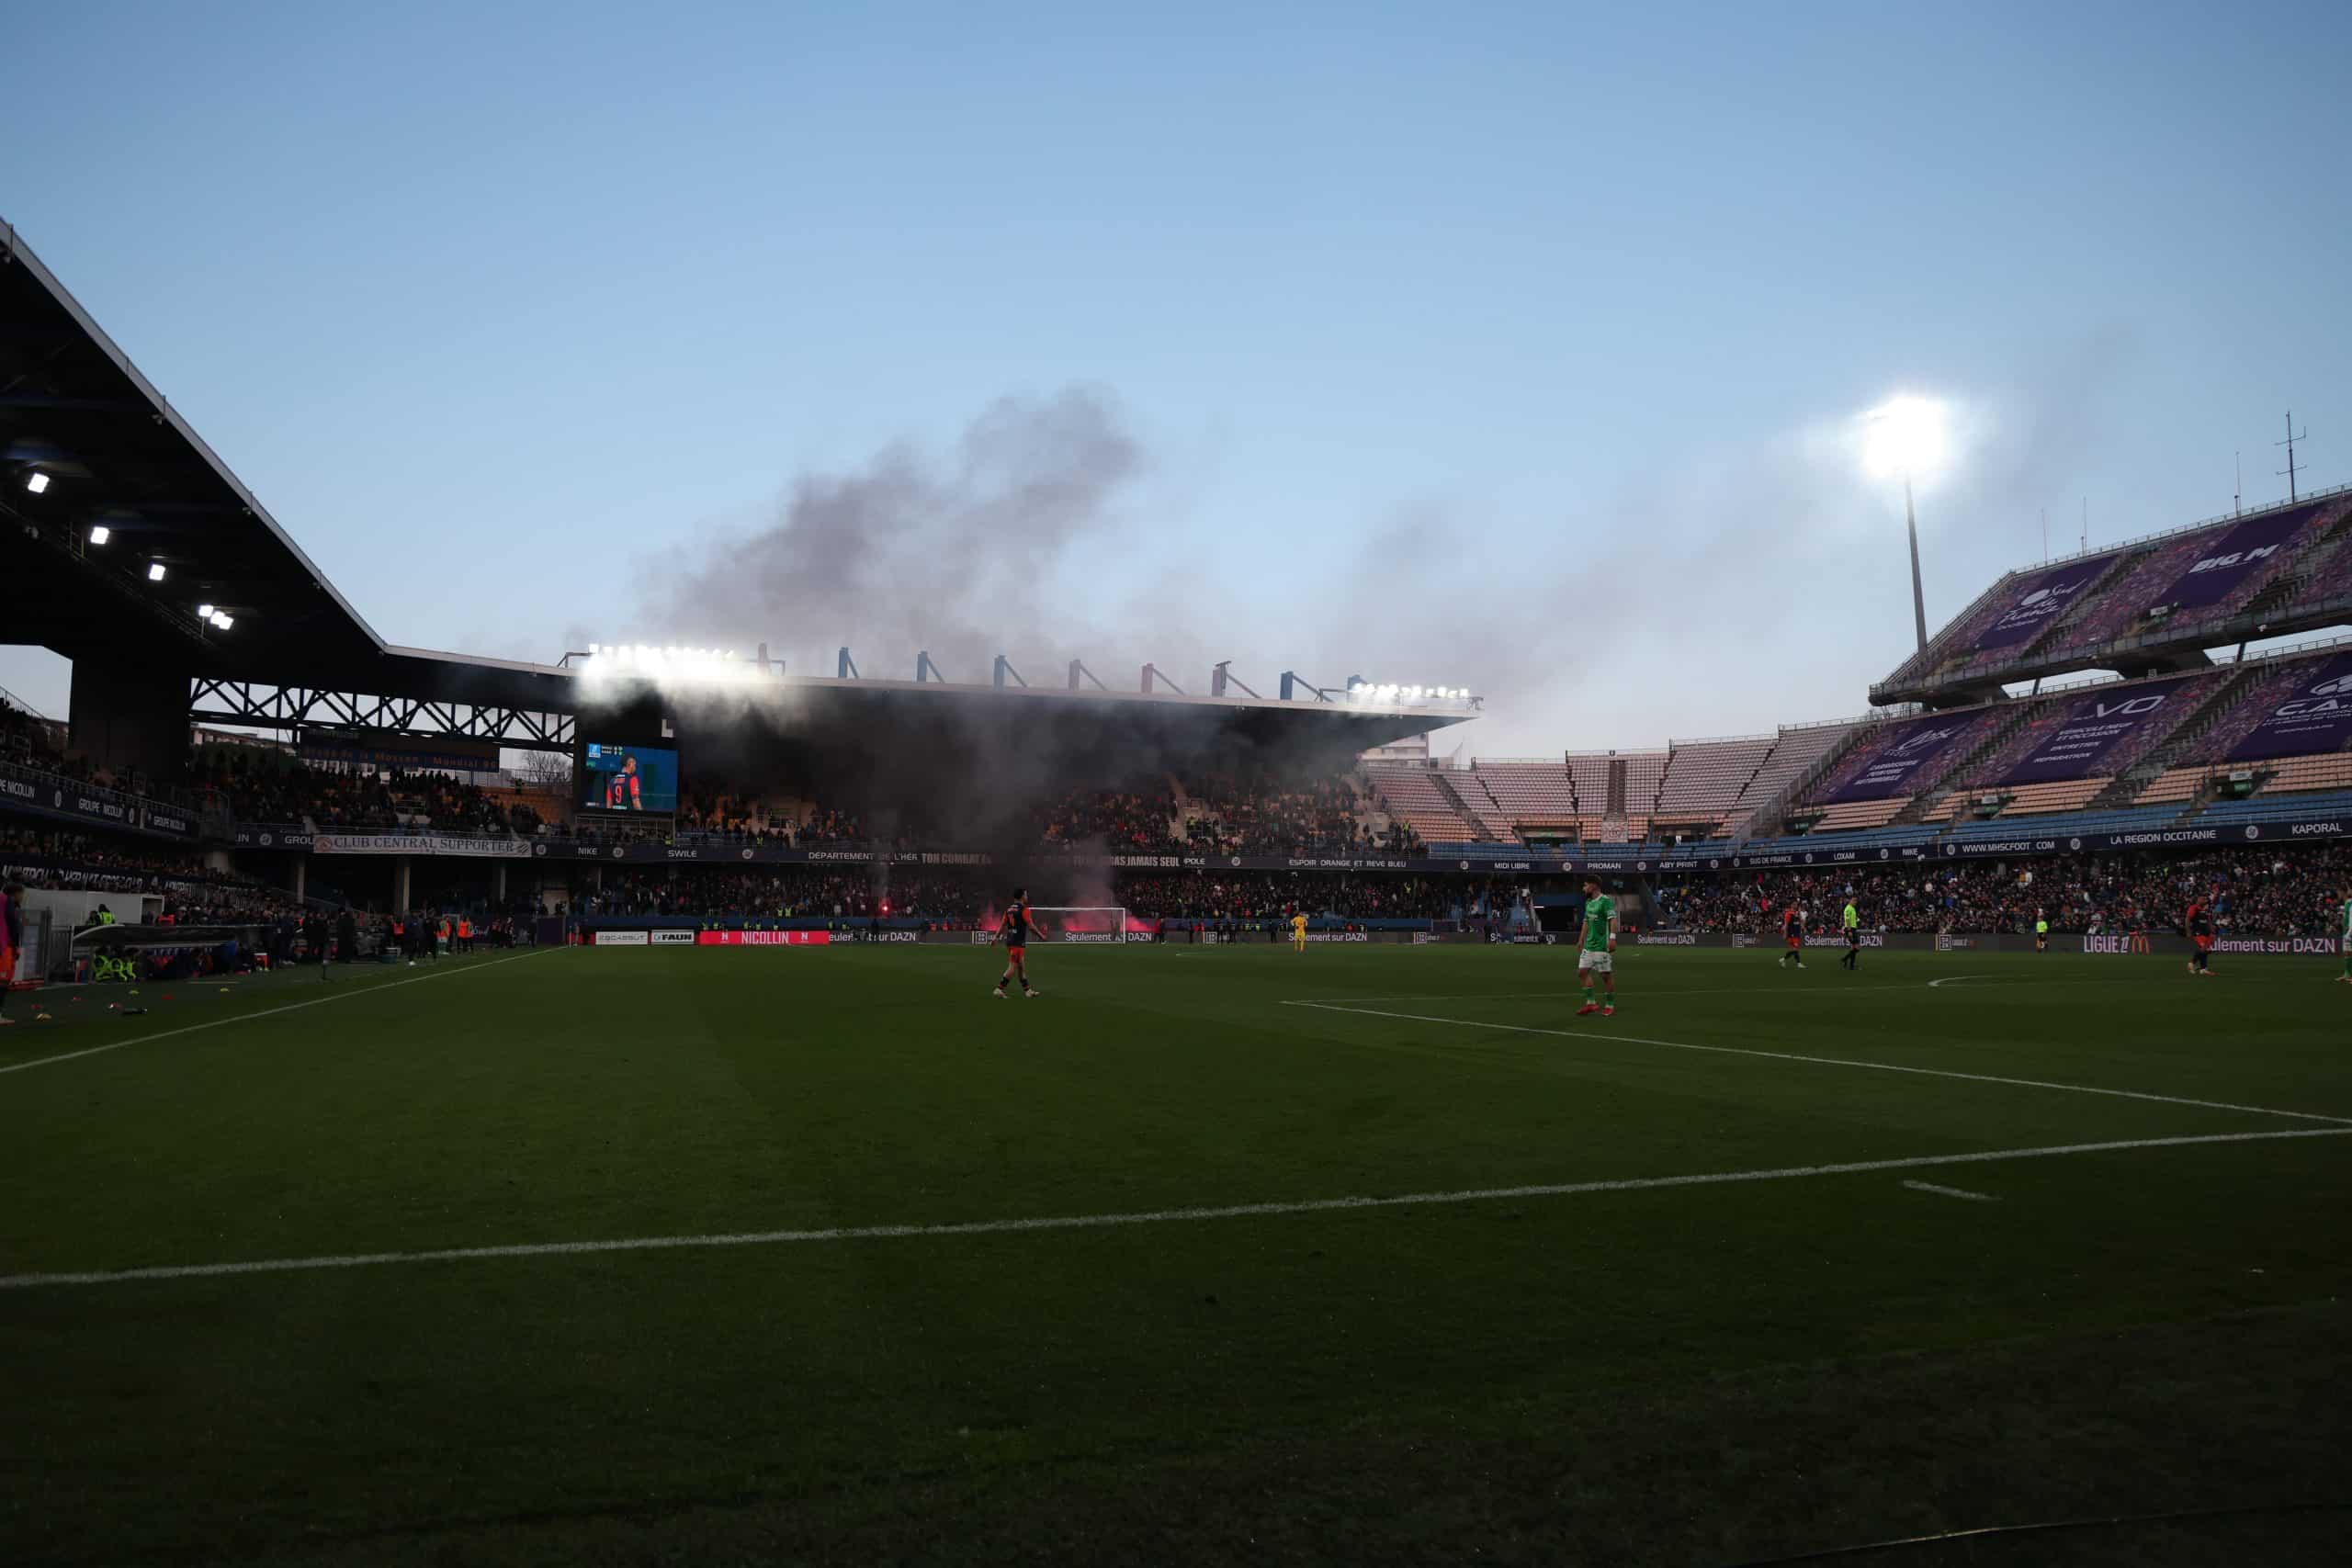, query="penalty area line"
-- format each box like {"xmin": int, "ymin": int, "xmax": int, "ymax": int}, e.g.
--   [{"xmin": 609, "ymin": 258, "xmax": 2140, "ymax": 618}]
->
[
  {"xmin": 0, "ymin": 947, "xmax": 566, "ymax": 1078},
  {"xmin": 1283, "ymin": 1000, "xmax": 2352, "ymax": 1127},
  {"xmin": 1, "ymin": 1126, "xmax": 2345, "ymax": 1292}
]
